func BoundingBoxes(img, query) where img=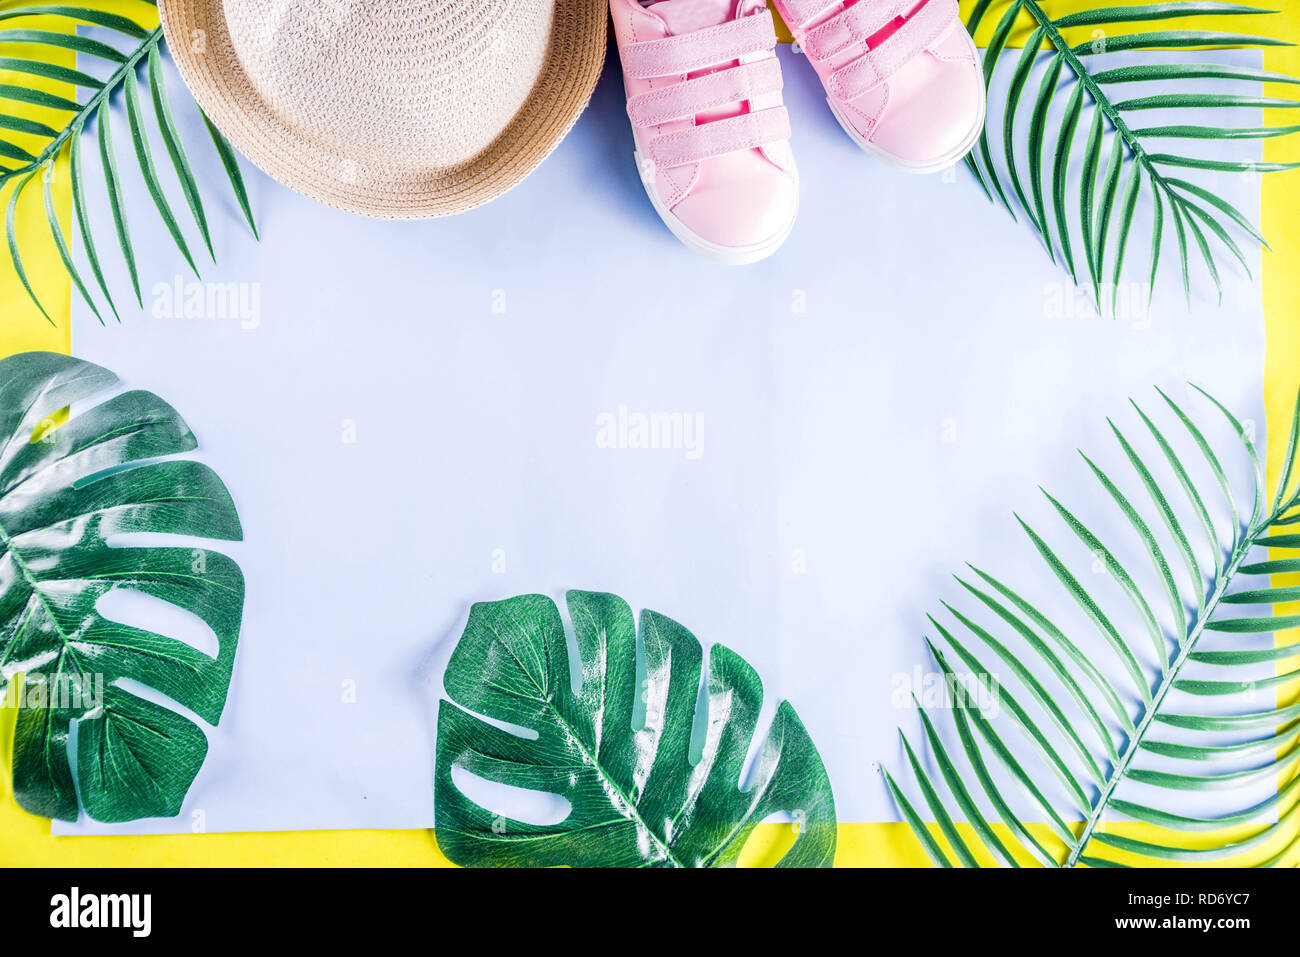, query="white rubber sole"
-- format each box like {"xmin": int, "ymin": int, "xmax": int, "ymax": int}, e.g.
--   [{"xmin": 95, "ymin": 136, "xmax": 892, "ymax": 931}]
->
[
  {"xmin": 633, "ymin": 149, "xmax": 799, "ymax": 266},
  {"xmin": 826, "ymin": 72, "xmax": 987, "ymax": 175}
]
